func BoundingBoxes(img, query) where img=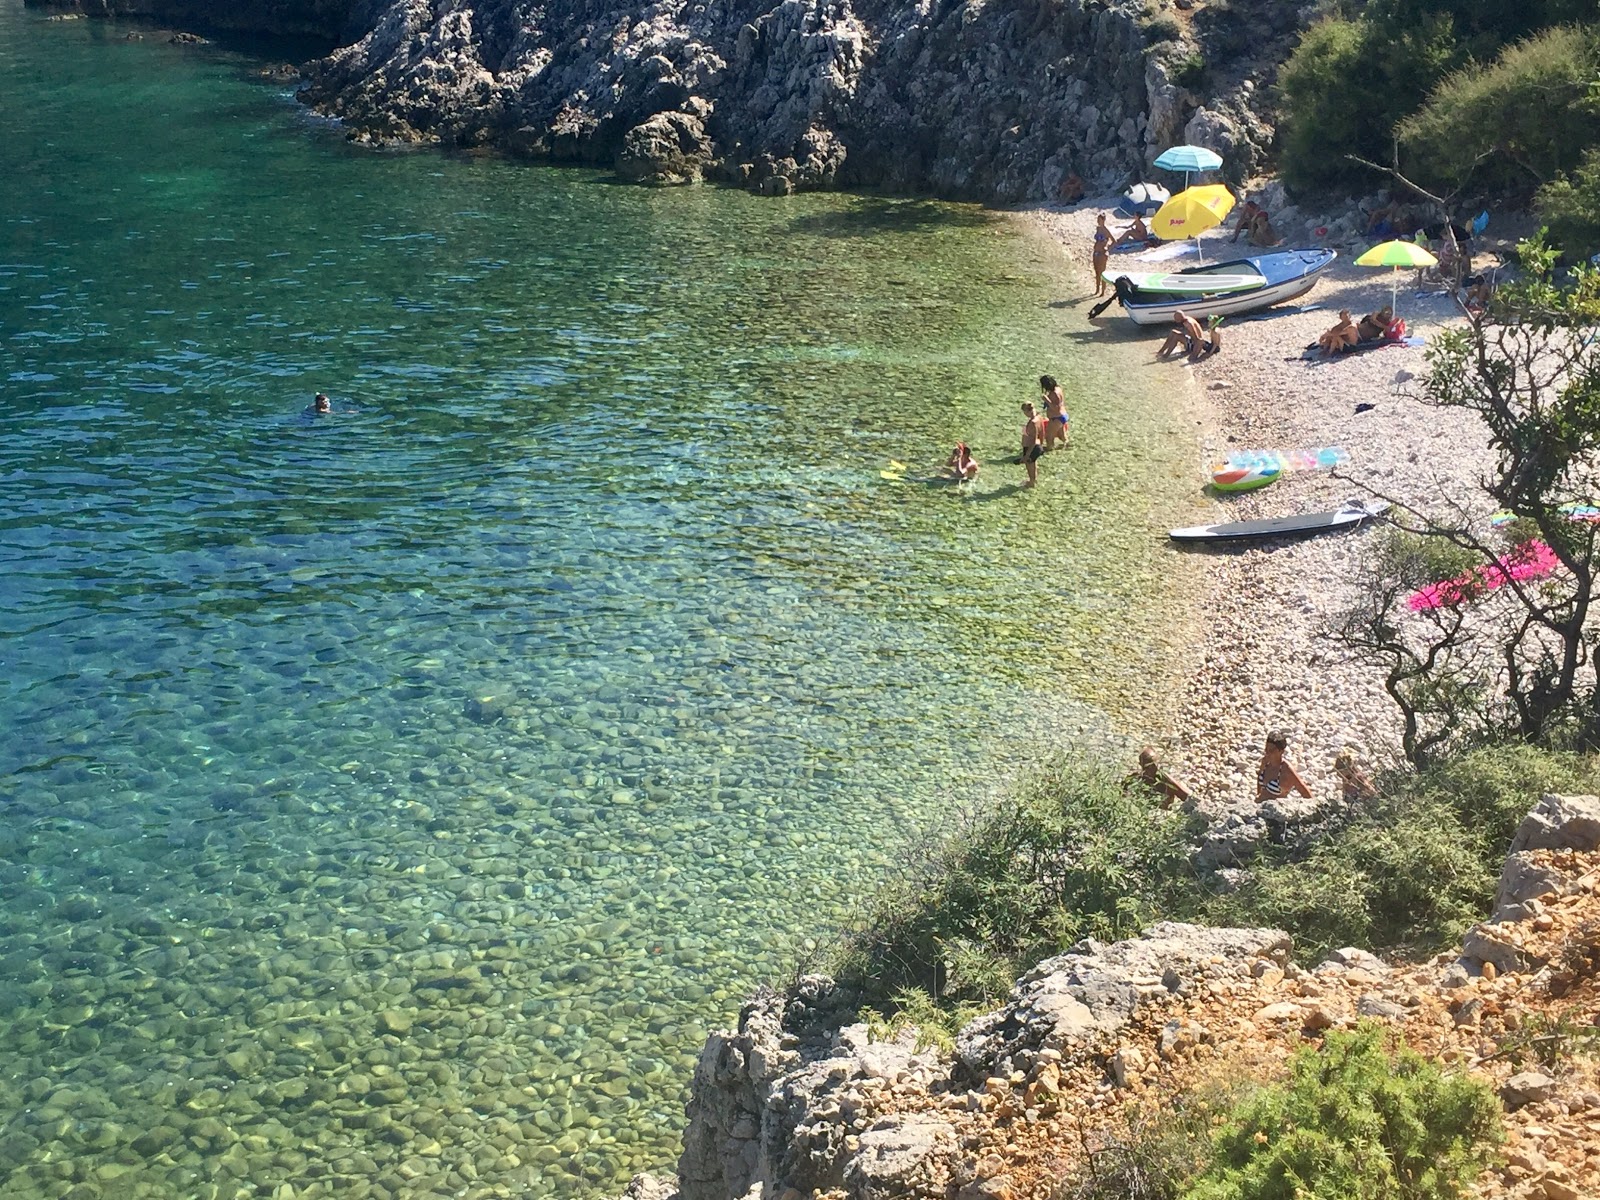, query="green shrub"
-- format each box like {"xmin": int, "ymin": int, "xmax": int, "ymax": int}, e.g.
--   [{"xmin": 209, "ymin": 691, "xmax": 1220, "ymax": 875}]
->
[
  {"xmin": 1185, "ymin": 1024, "xmax": 1503, "ymax": 1200},
  {"xmin": 1276, "ymin": 13, "xmax": 1463, "ymax": 193},
  {"xmin": 1142, "ymin": 14, "xmax": 1184, "ymax": 44},
  {"xmin": 1399, "ymin": 25, "xmax": 1600, "ymax": 196},
  {"xmin": 1209, "ymin": 745, "xmax": 1594, "ymax": 960},
  {"xmin": 1170, "ymin": 52, "xmax": 1208, "ymax": 90},
  {"xmin": 1538, "ymin": 148, "xmax": 1600, "ymax": 260},
  {"xmin": 829, "ymin": 760, "xmax": 1199, "ymax": 1009}
]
